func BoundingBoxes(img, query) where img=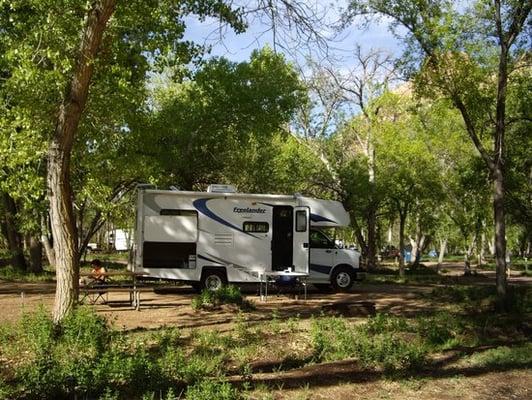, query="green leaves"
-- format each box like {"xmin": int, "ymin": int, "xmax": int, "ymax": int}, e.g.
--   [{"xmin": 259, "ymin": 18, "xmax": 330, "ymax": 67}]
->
[{"xmin": 139, "ymin": 47, "xmax": 307, "ymax": 192}]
